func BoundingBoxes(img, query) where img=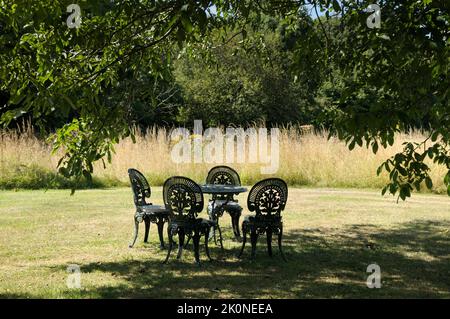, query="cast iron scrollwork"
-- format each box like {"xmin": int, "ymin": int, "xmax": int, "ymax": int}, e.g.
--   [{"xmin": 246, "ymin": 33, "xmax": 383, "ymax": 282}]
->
[
  {"xmin": 166, "ymin": 184, "xmax": 198, "ymax": 219},
  {"xmin": 128, "ymin": 168, "xmax": 170, "ymax": 249},
  {"xmin": 163, "ymin": 176, "xmax": 213, "ymax": 264},
  {"xmin": 239, "ymin": 178, "xmax": 288, "ymax": 261},
  {"xmin": 205, "ymin": 166, "xmax": 244, "ymax": 242}
]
